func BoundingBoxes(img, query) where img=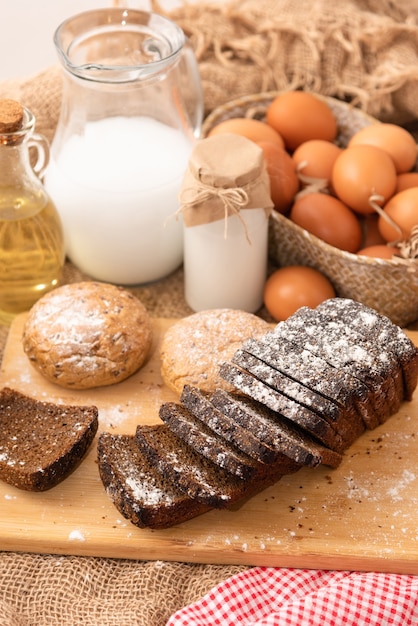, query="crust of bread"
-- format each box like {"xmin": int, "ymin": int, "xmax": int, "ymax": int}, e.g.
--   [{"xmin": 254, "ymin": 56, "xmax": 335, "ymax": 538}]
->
[
  {"xmin": 97, "ymin": 432, "xmax": 210, "ymax": 529},
  {"xmin": 160, "ymin": 308, "xmax": 271, "ymax": 395}
]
